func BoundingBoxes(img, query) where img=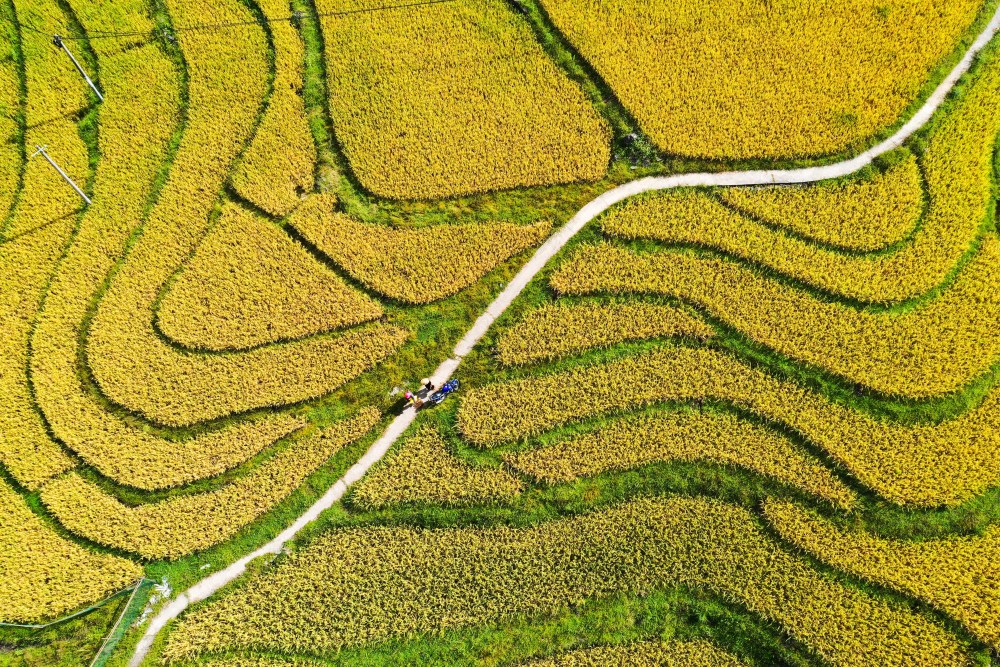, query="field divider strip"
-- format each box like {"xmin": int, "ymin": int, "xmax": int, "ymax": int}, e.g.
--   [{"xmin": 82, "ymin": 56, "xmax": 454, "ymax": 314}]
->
[
  {"xmin": 0, "ymin": 579, "xmax": 142, "ymax": 630},
  {"xmin": 128, "ymin": 5, "xmax": 1000, "ymax": 665},
  {"xmin": 89, "ymin": 578, "xmax": 151, "ymax": 667}
]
